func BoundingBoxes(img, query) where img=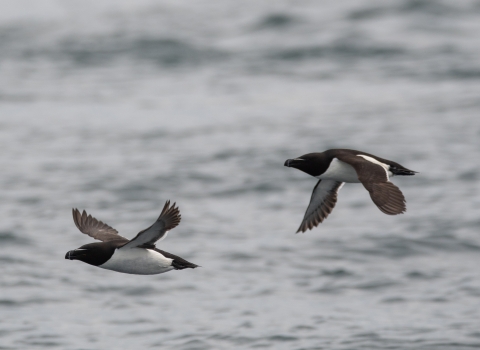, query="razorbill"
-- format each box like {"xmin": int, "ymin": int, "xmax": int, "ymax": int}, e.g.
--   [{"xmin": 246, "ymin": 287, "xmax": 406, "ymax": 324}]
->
[
  {"xmin": 284, "ymin": 149, "xmax": 416, "ymax": 232},
  {"xmin": 65, "ymin": 201, "xmax": 198, "ymax": 275}
]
